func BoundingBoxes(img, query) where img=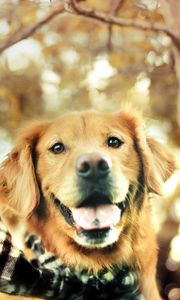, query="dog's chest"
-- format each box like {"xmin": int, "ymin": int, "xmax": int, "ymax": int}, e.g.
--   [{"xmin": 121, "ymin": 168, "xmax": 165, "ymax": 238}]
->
[{"xmin": 61, "ymin": 266, "xmax": 143, "ymax": 300}]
